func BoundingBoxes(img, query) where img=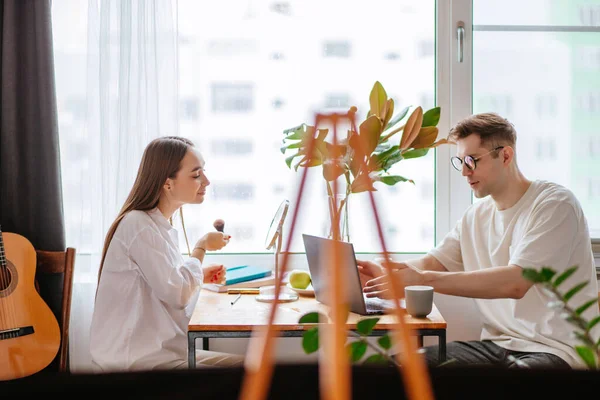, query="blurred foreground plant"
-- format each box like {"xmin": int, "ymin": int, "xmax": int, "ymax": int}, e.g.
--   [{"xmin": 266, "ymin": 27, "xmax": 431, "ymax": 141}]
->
[
  {"xmin": 523, "ymin": 265, "xmax": 600, "ymax": 369},
  {"xmin": 298, "ymin": 311, "xmax": 398, "ymax": 366}
]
